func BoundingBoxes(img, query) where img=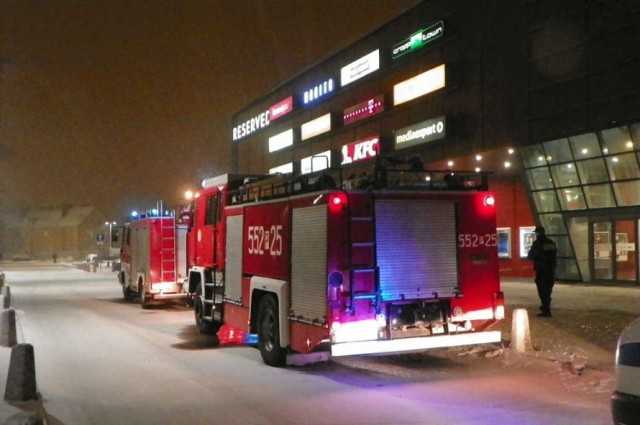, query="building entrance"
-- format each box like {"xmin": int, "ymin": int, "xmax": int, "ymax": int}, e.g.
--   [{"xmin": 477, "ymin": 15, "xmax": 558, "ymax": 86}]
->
[{"xmin": 592, "ymin": 219, "xmax": 638, "ymax": 283}]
